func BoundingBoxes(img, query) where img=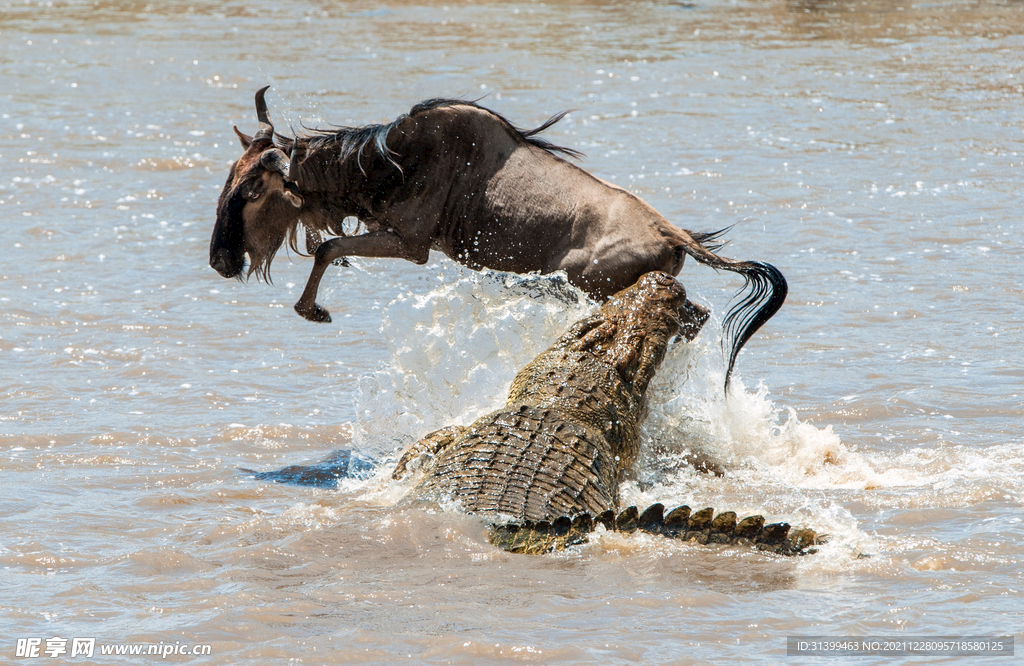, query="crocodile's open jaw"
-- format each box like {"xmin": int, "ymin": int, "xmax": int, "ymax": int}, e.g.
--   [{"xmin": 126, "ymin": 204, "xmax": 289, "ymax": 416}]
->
[
  {"xmin": 574, "ymin": 271, "xmax": 708, "ymax": 395},
  {"xmin": 678, "ymin": 298, "xmax": 709, "ymax": 342}
]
